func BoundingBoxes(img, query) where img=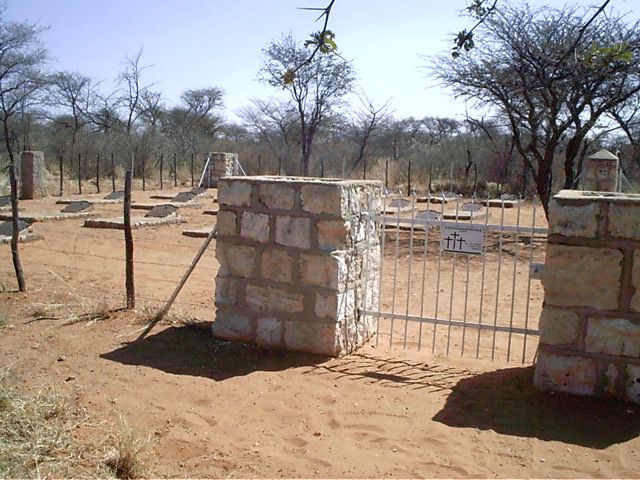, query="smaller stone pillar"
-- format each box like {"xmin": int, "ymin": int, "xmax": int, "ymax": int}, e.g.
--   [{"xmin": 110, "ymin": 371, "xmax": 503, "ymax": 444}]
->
[
  {"xmin": 535, "ymin": 190, "xmax": 640, "ymax": 404},
  {"xmin": 19, "ymin": 151, "xmax": 47, "ymax": 199},
  {"xmin": 213, "ymin": 176, "xmax": 382, "ymax": 356},
  {"xmin": 583, "ymin": 149, "xmax": 619, "ymax": 192},
  {"xmin": 202, "ymin": 152, "xmax": 237, "ymax": 188}
]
